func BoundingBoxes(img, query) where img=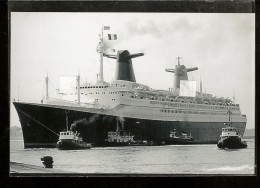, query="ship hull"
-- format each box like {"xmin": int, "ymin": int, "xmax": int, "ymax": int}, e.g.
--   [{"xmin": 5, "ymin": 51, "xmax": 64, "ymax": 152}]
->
[{"xmin": 13, "ymin": 102, "xmax": 247, "ymax": 148}]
